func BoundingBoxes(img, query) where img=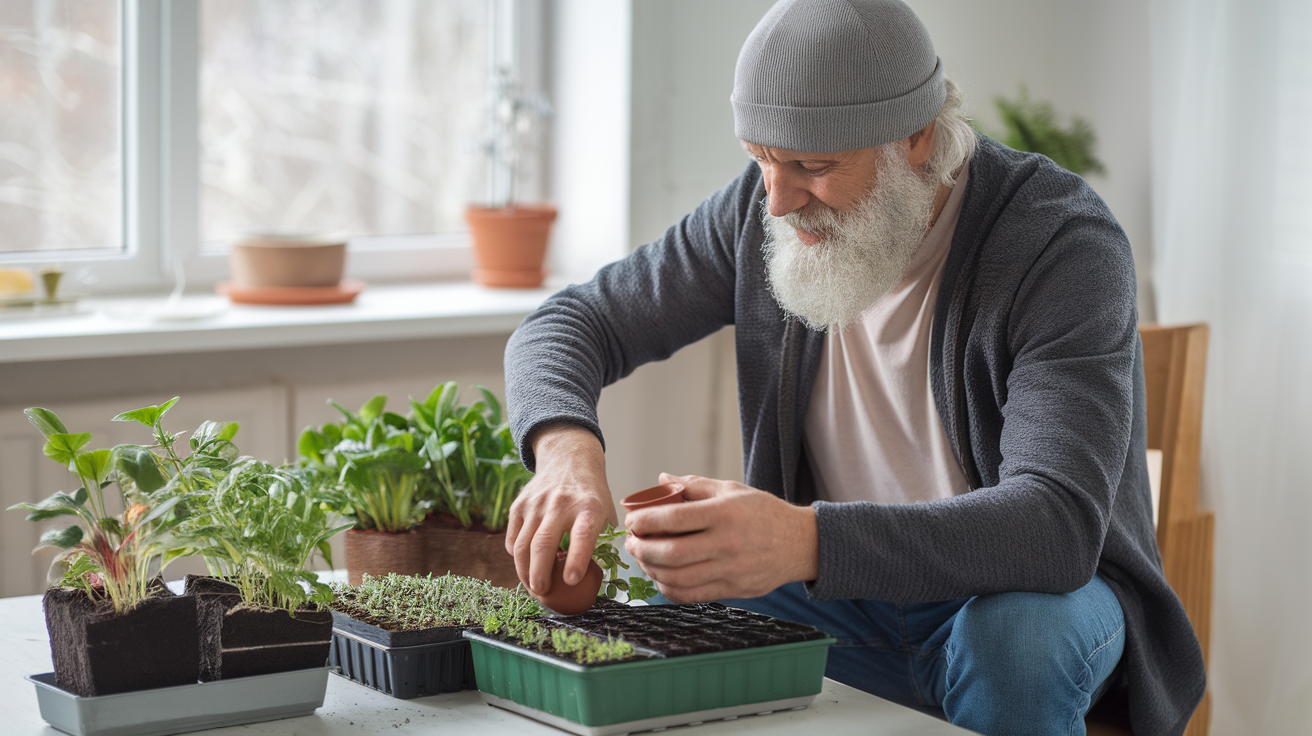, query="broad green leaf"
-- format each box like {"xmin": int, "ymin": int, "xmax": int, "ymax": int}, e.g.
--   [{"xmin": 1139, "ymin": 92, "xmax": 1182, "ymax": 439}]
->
[
  {"xmin": 328, "ymin": 399, "xmax": 355, "ymax": 423},
  {"xmin": 114, "ymin": 446, "xmax": 169, "ymax": 493},
  {"xmin": 112, "ymin": 397, "xmax": 179, "ymax": 428},
  {"xmin": 138, "ymin": 496, "xmax": 181, "ymax": 526},
  {"xmin": 9, "ymin": 491, "xmax": 85, "ymax": 522},
  {"xmin": 297, "ymin": 428, "xmax": 325, "ymax": 462},
  {"xmin": 358, "ymin": 395, "xmax": 387, "ymax": 425},
  {"xmin": 24, "ymin": 407, "xmax": 68, "ymax": 438},
  {"xmin": 477, "ymin": 386, "xmax": 503, "ymax": 425},
  {"xmin": 382, "ymin": 411, "xmax": 408, "ymax": 430},
  {"xmin": 74, "ymin": 449, "xmax": 115, "ymax": 486},
  {"xmin": 38, "ymin": 525, "xmax": 83, "ymax": 549},
  {"xmin": 43, "ymin": 432, "xmax": 92, "ymax": 467},
  {"xmin": 217, "ymin": 421, "xmax": 239, "ymax": 441}
]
